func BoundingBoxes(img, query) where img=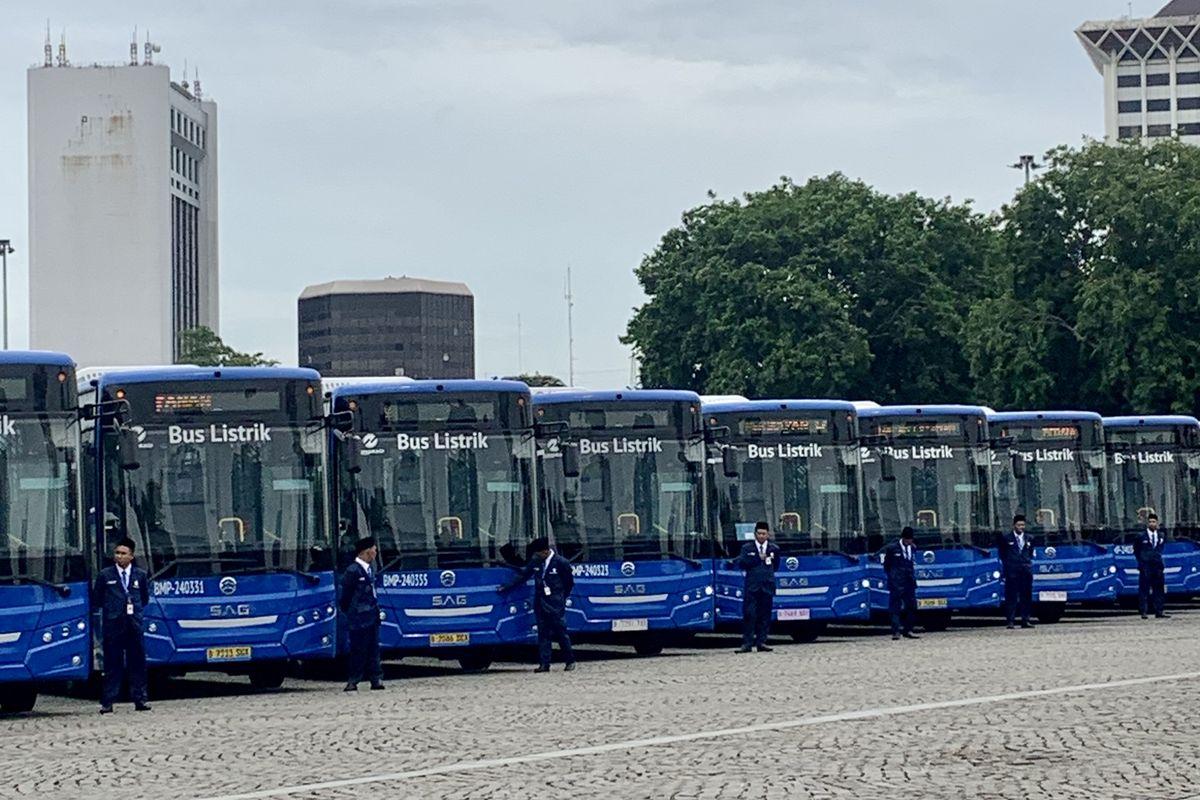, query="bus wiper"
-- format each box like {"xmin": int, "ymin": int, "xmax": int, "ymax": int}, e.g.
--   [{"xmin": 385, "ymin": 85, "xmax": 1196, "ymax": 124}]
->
[
  {"xmin": 150, "ymin": 556, "xmax": 259, "ymax": 582},
  {"xmin": 663, "ymin": 552, "xmax": 703, "ymax": 569},
  {"xmin": 0, "ymin": 574, "xmax": 71, "ymax": 597},
  {"xmin": 225, "ymin": 566, "xmax": 322, "ymax": 586}
]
